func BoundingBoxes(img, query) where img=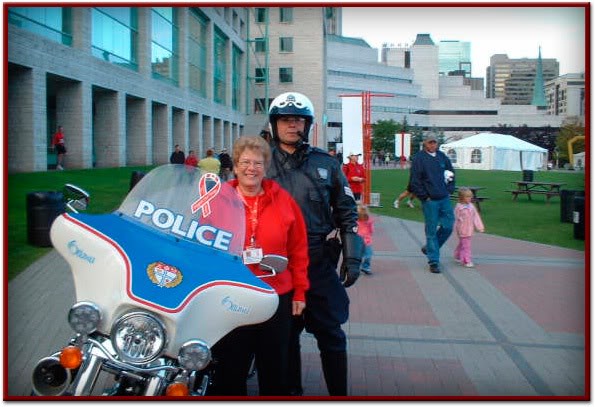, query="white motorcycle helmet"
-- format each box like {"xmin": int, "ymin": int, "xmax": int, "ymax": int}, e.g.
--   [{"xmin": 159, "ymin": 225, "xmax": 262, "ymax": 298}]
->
[{"xmin": 268, "ymin": 92, "xmax": 315, "ymax": 143}]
